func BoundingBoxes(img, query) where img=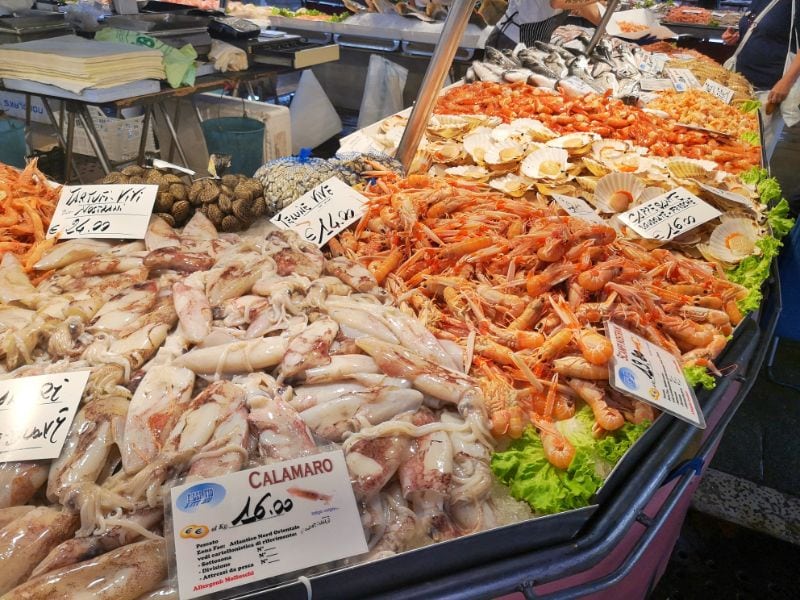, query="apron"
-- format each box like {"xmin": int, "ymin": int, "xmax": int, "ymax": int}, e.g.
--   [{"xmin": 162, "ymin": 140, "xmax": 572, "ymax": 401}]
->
[{"xmin": 489, "ymin": 1, "xmax": 567, "ymax": 49}]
